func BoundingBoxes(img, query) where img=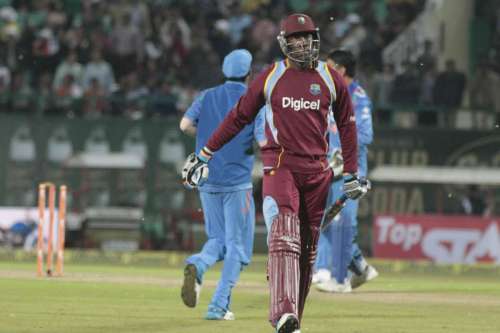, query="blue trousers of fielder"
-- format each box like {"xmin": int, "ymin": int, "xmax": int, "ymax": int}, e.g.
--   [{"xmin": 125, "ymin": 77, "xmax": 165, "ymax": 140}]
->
[
  {"xmin": 314, "ymin": 180, "xmax": 364, "ymax": 283},
  {"xmin": 186, "ymin": 189, "xmax": 255, "ymax": 311}
]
